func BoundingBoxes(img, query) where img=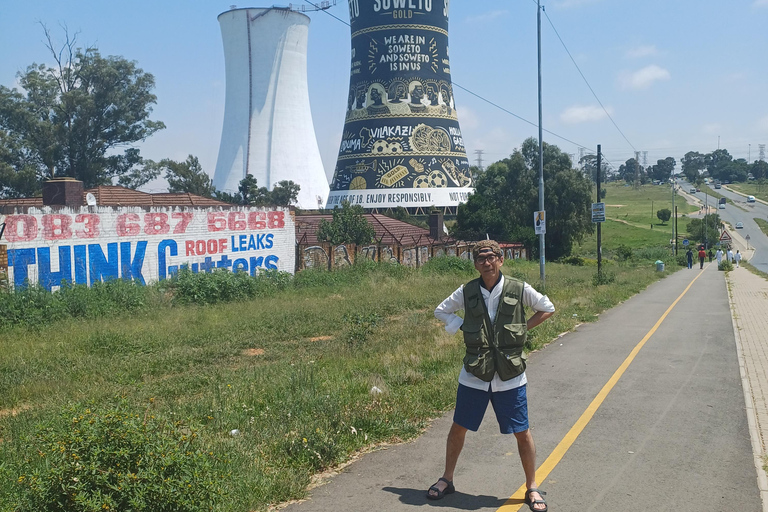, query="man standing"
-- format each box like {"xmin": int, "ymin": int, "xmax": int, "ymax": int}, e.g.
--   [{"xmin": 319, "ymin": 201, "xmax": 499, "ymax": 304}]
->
[
  {"xmin": 716, "ymin": 248, "xmax": 724, "ymax": 266},
  {"xmin": 698, "ymin": 246, "xmax": 706, "ymax": 269},
  {"xmin": 735, "ymin": 250, "xmax": 742, "ymax": 268},
  {"xmin": 686, "ymin": 247, "xmax": 693, "ymax": 269},
  {"xmin": 727, "ymin": 247, "xmax": 734, "ymax": 264},
  {"xmin": 428, "ymin": 240, "xmax": 555, "ymax": 512}
]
